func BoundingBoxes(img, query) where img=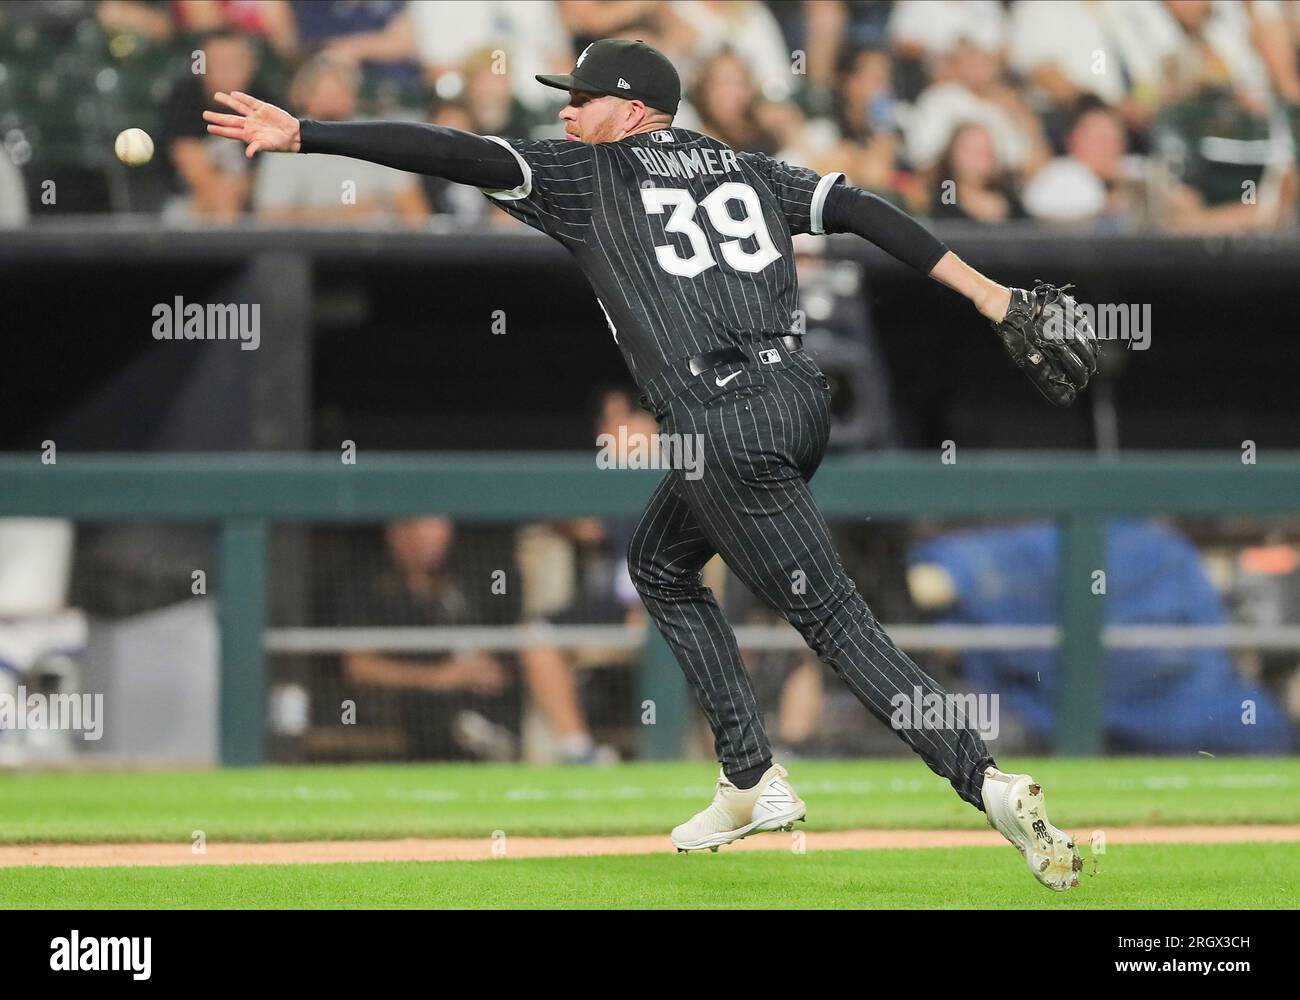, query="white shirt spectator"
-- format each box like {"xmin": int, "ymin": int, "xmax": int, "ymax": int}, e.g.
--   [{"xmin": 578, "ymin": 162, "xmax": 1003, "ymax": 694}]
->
[
  {"xmin": 1007, "ymin": 0, "xmax": 1169, "ymax": 105},
  {"xmin": 903, "ymin": 82, "xmax": 1032, "ymax": 170},
  {"xmin": 1021, "ymin": 157, "xmax": 1107, "ymax": 221},
  {"xmin": 888, "ymin": 1, "xmax": 1007, "ymax": 59},
  {"xmin": 254, "ymin": 152, "xmax": 416, "ymax": 220},
  {"xmin": 672, "ymin": 0, "xmax": 794, "ymax": 101},
  {"xmin": 407, "ymin": 1, "xmax": 572, "ymax": 112},
  {"xmin": 1202, "ymin": 0, "xmax": 1274, "ymax": 105},
  {"xmin": 0, "ymin": 147, "xmax": 27, "ymax": 225},
  {"xmin": 1023, "ymin": 151, "xmax": 1151, "ymax": 223}
]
